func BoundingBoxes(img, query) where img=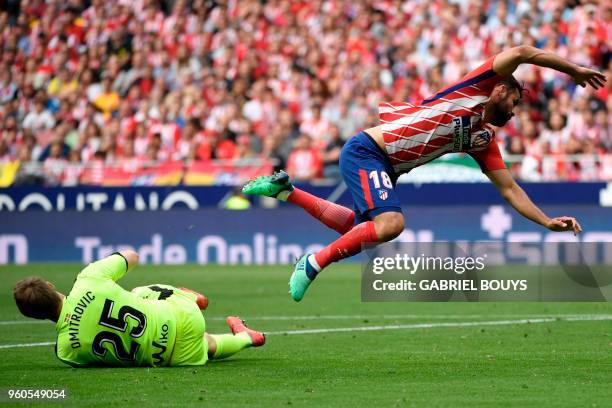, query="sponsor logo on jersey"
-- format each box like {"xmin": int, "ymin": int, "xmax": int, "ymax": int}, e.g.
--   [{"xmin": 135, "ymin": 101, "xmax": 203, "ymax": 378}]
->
[
  {"xmin": 152, "ymin": 323, "xmax": 170, "ymax": 366},
  {"xmin": 452, "ymin": 116, "xmax": 471, "ymax": 152}
]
